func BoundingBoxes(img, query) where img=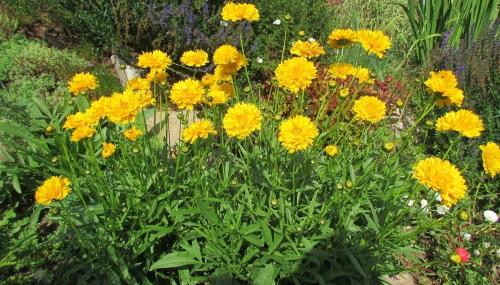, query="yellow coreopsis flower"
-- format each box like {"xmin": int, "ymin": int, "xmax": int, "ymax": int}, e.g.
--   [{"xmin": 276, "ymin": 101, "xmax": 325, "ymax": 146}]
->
[
  {"xmin": 181, "ymin": 49, "xmax": 209, "ymax": 67},
  {"xmin": 213, "ymin": 45, "xmax": 246, "ymax": 76},
  {"xmin": 63, "ymin": 112, "xmax": 93, "ymax": 130},
  {"xmin": 102, "ymin": 142, "xmax": 116, "ymax": 159},
  {"xmin": 221, "ymin": 2, "xmax": 260, "ymax": 22},
  {"xmin": 107, "ymin": 89, "xmax": 154, "ymax": 124},
  {"xmin": 68, "ymin": 72, "xmax": 98, "ymax": 95},
  {"xmin": 170, "ymin": 78, "xmax": 204, "ymax": 110},
  {"xmin": 182, "ymin": 119, "xmax": 217, "ymax": 144},
  {"xmin": 123, "ymin": 126, "xmax": 143, "ymax": 141},
  {"xmin": 223, "ymin": 103, "xmax": 262, "ymax": 139},
  {"xmin": 205, "ymin": 89, "xmax": 228, "ymax": 106},
  {"xmin": 328, "ymin": 29, "xmax": 357, "ymax": 48},
  {"xmin": 70, "ymin": 126, "xmax": 96, "ymax": 142},
  {"xmin": 35, "ymin": 176, "xmax": 71, "ymax": 205},
  {"xmin": 413, "ymin": 157, "xmax": 467, "ymax": 207},
  {"xmin": 328, "ymin": 63, "xmax": 356, "ymax": 80},
  {"xmin": 137, "ymin": 50, "xmax": 172, "ymax": 70},
  {"xmin": 435, "ymin": 109, "xmax": 484, "ymax": 138},
  {"xmin": 127, "ymin": 77, "xmax": 151, "ymax": 91},
  {"xmin": 86, "ymin": 96, "xmax": 112, "ymax": 125},
  {"xmin": 356, "ymin": 30, "xmax": 391, "ymax": 58},
  {"xmin": 479, "ymin": 142, "xmax": 500, "ymax": 178},
  {"xmin": 424, "ymin": 70, "xmax": 458, "ymax": 94},
  {"xmin": 441, "ymin": 87, "xmax": 464, "ymax": 106},
  {"xmin": 290, "ymin": 40, "xmax": 325, "ymax": 58},
  {"xmin": 146, "ymin": 69, "xmax": 168, "ymax": 83},
  {"xmin": 275, "ymin": 57, "xmax": 317, "ymax": 93},
  {"xmin": 352, "ymin": 67, "xmax": 374, "ymax": 84},
  {"xmin": 352, "ymin": 96, "xmax": 387, "ymax": 123},
  {"xmin": 278, "ymin": 115, "xmax": 319, "ymax": 153},
  {"xmin": 324, "ymin": 145, "xmax": 339, "ymax": 157}
]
